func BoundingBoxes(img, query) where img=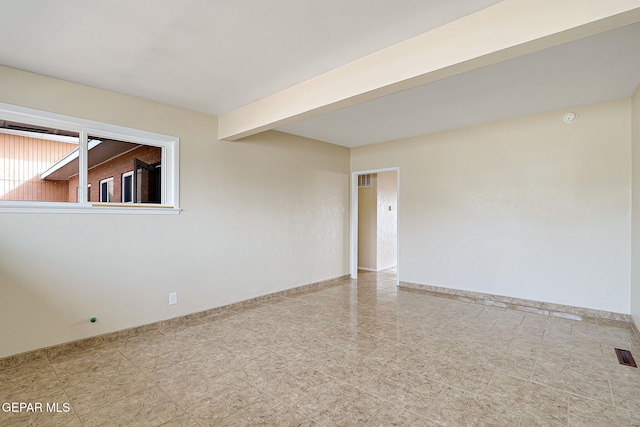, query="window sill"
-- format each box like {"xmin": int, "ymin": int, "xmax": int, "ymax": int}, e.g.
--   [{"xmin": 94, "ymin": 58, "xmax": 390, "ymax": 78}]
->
[{"xmin": 0, "ymin": 202, "xmax": 181, "ymax": 215}]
